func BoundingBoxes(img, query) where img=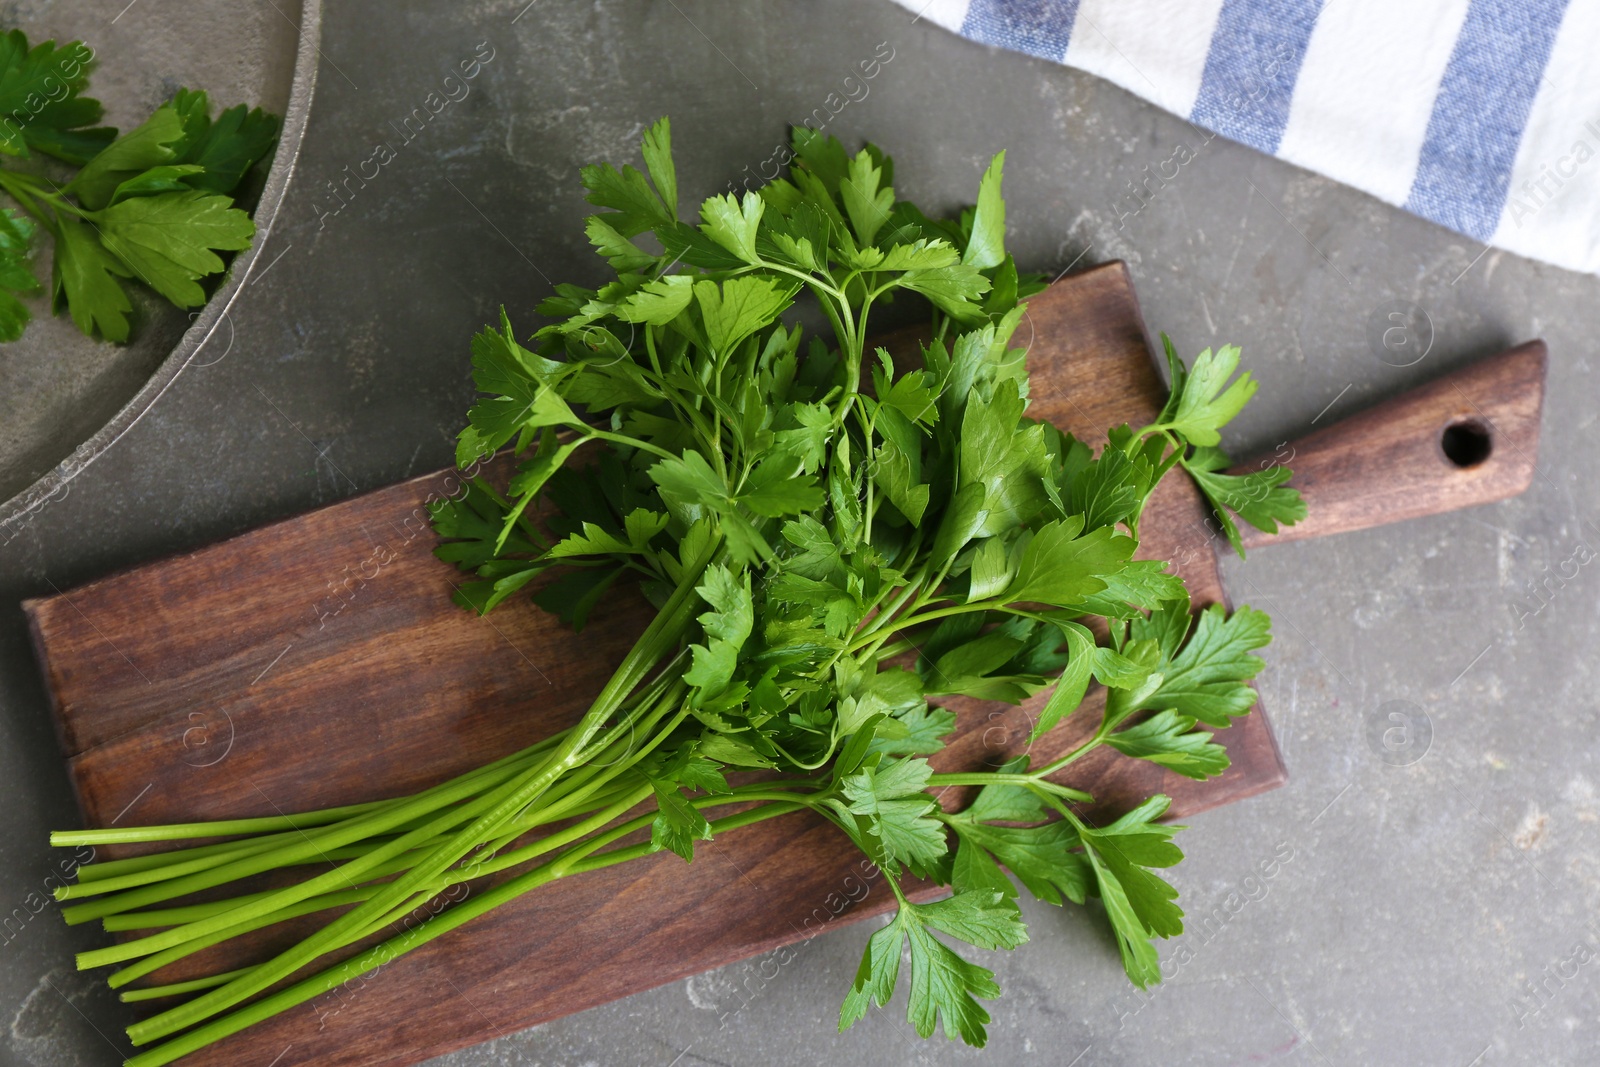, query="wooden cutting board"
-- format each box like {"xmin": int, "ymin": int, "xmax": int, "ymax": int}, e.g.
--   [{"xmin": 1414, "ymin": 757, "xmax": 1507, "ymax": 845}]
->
[{"xmin": 23, "ymin": 262, "xmax": 1546, "ymax": 1066}]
